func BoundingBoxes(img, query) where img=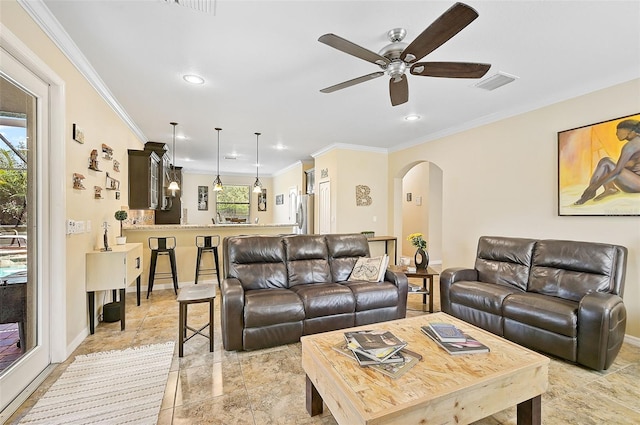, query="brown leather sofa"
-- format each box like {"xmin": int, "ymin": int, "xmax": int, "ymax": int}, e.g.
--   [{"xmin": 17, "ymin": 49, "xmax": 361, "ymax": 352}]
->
[
  {"xmin": 440, "ymin": 236, "xmax": 627, "ymax": 371},
  {"xmin": 221, "ymin": 233, "xmax": 408, "ymax": 351}
]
